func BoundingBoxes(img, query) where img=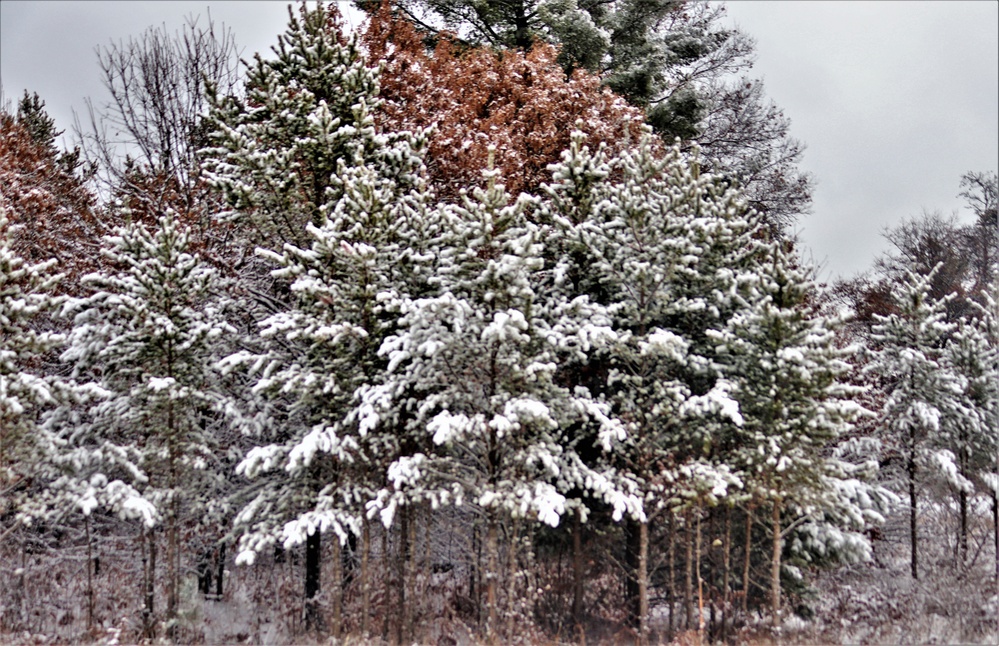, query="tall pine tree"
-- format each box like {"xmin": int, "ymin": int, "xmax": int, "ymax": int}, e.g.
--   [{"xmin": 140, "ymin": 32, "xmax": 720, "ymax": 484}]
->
[
  {"xmin": 711, "ymin": 241, "xmax": 877, "ymax": 625},
  {"xmin": 866, "ymin": 266, "xmax": 960, "ymax": 580},
  {"xmin": 0, "ymin": 208, "xmax": 66, "ymax": 526},
  {"xmin": 205, "ymin": 3, "xmax": 434, "ymax": 630},
  {"xmin": 57, "ymin": 211, "xmax": 234, "ymax": 636}
]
